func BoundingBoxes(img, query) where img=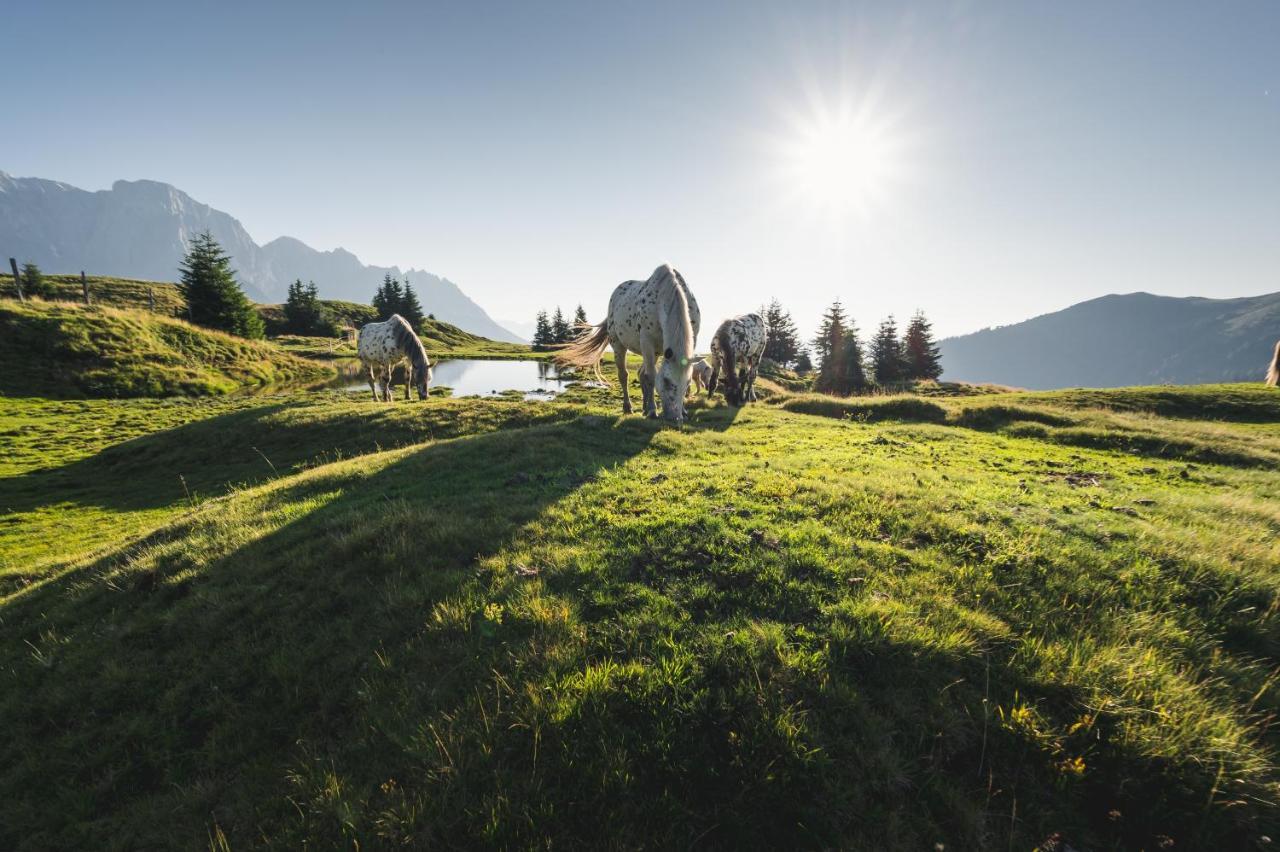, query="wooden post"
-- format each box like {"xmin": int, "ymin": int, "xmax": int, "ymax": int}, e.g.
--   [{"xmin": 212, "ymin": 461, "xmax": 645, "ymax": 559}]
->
[
  {"xmin": 148, "ymin": 287, "xmax": 155, "ymax": 311},
  {"xmin": 8, "ymin": 258, "xmax": 23, "ymax": 302},
  {"xmin": 81, "ymin": 271, "xmax": 90, "ymax": 304}
]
